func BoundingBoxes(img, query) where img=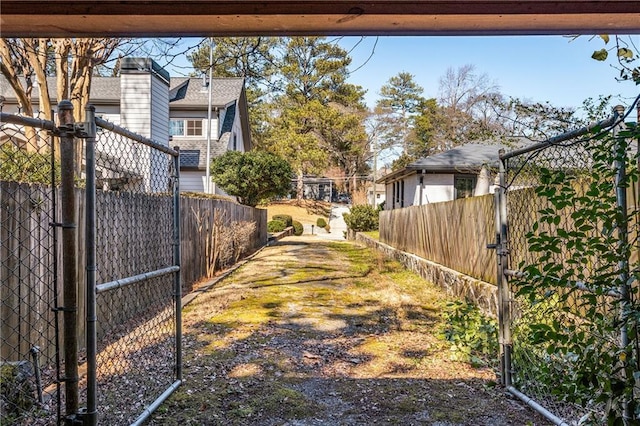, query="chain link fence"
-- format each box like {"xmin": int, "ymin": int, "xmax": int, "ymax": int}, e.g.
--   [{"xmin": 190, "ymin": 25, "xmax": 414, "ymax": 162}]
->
[
  {"xmin": 1, "ymin": 115, "xmax": 61, "ymax": 424},
  {"xmin": 88, "ymin": 113, "xmax": 181, "ymax": 426},
  {"xmin": 496, "ymin": 104, "xmax": 639, "ymax": 424},
  {"xmin": 1, "ymin": 105, "xmax": 182, "ymax": 426}
]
